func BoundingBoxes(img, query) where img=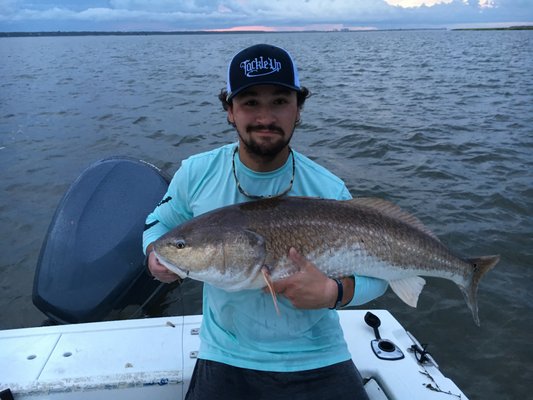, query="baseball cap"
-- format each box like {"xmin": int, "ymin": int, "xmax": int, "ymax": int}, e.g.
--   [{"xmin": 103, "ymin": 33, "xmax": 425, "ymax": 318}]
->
[{"xmin": 226, "ymin": 44, "xmax": 302, "ymax": 101}]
